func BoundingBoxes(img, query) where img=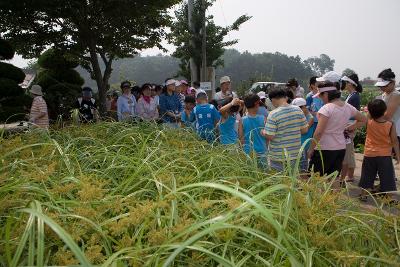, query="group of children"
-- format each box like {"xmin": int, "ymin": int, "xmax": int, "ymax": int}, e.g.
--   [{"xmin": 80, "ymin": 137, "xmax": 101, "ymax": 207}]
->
[{"xmin": 179, "ymin": 70, "xmax": 399, "ymax": 203}]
